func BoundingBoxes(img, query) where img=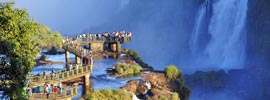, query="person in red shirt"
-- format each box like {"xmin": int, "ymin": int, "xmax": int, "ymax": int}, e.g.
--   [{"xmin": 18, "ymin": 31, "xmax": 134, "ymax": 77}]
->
[{"xmin": 53, "ymin": 86, "xmax": 58, "ymax": 98}]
